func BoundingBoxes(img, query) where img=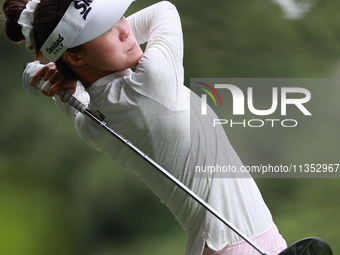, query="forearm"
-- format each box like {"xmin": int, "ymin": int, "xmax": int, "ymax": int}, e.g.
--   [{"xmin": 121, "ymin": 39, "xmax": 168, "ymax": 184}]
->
[{"xmin": 127, "ymin": 1, "xmax": 183, "ymax": 53}]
